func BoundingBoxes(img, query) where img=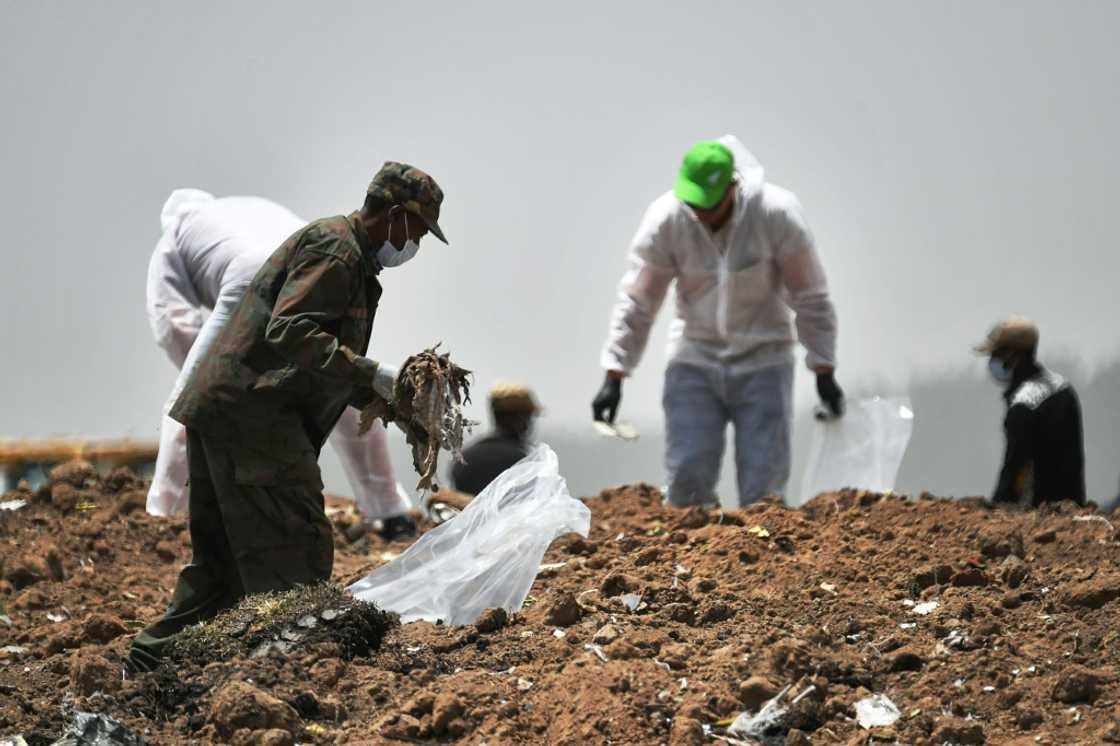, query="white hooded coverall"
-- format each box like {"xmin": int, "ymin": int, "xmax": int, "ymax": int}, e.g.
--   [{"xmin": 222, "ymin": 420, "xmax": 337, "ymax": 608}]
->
[
  {"xmin": 600, "ymin": 136, "xmax": 838, "ymax": 506},
  {"xmin": 145, "ymin": 190, "xmax": 410, "ymax": 519}
]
